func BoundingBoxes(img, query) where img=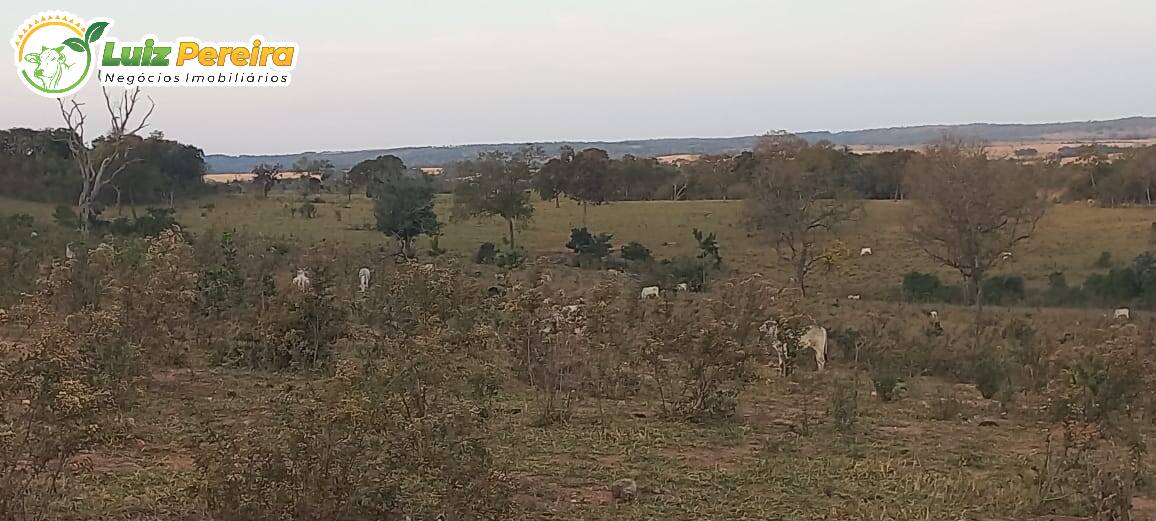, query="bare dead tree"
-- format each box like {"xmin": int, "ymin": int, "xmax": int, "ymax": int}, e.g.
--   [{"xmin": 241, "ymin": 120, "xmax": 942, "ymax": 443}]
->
[
  {"xmin": 57, "ymin": 87, "xmax": 155, "ymax": 235},
  {"xmin": 745, "ymin": 157, "xmax": 861, "ymax": 297},
  {"xmin": 907, "ymin": 138, "xmax": 1047, "ymax": 311}
]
